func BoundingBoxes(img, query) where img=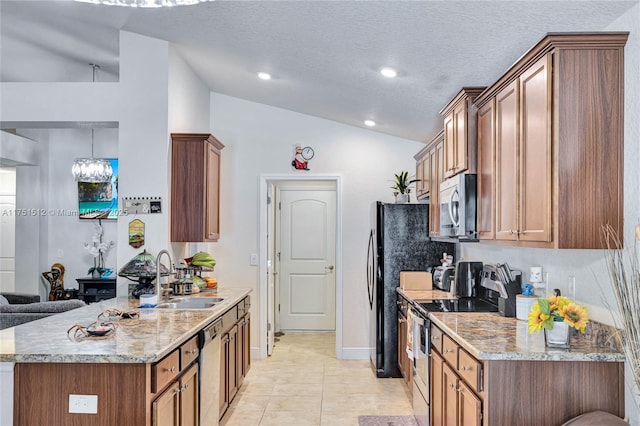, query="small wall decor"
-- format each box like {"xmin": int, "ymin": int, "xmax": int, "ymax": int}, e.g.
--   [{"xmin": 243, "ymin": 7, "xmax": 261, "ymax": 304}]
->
[
  {"xmin": 291, "ymin": 145, "xmax": 314, "ymax": 171},
  {"xmin": 128, "ymin": 218, "xmax": 145, "ymax": 248},
  {"xmin": 122, "ymin": 196, "xmax": 162, "ymax": 215}
]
